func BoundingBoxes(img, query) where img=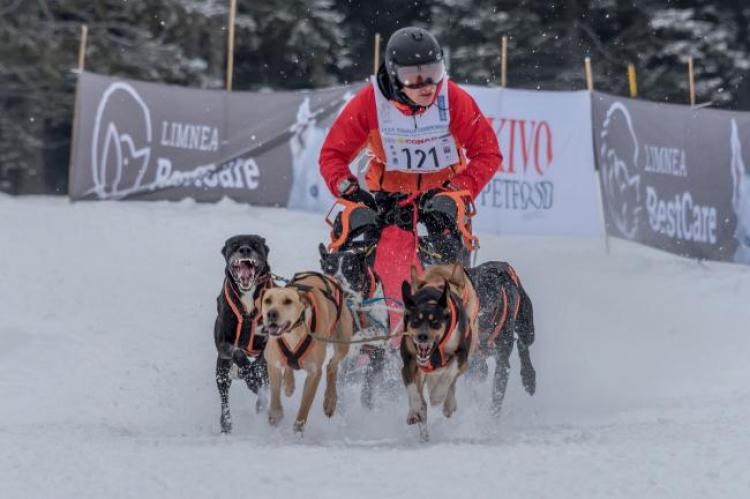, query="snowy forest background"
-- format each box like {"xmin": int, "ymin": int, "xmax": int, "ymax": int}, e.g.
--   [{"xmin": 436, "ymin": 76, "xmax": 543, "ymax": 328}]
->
[{"xmin": 2, "ymin": 0, "xmax": 750, "ymax": 195}]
